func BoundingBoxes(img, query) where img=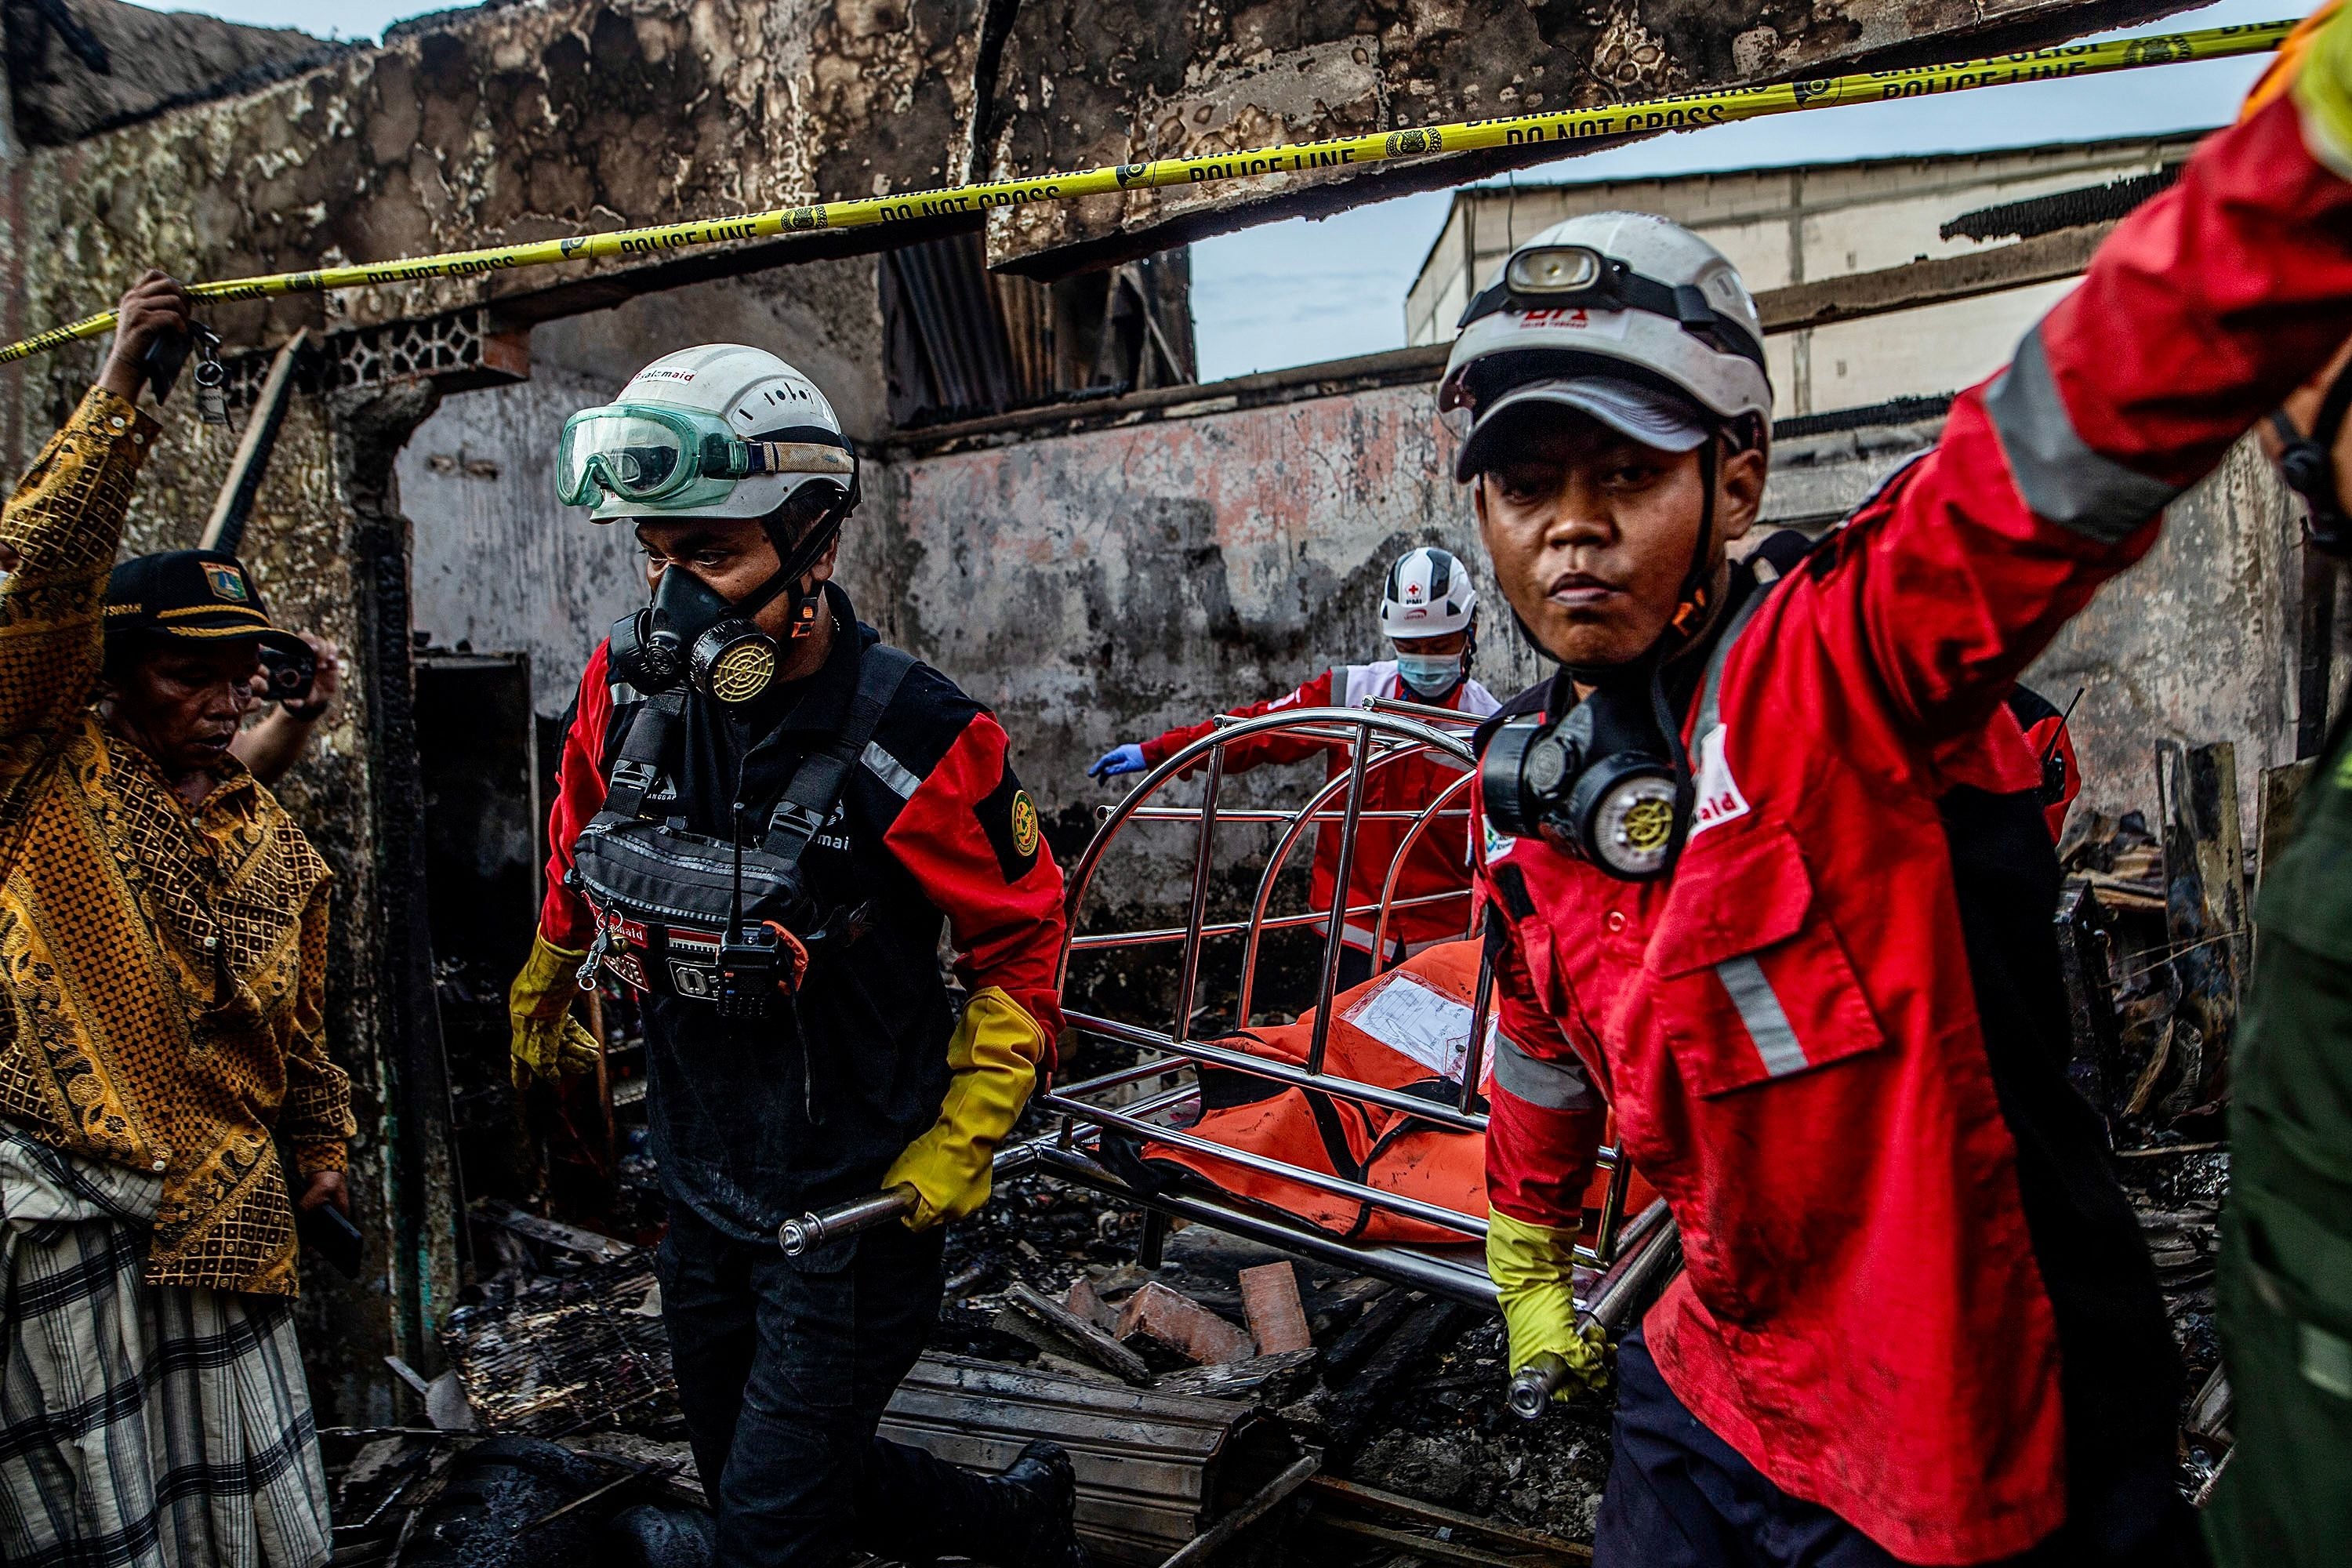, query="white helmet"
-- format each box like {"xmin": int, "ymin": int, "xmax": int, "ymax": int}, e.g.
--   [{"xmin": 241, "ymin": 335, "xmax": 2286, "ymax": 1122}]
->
[
  {"xmin": 1438, "ymin": 212, "xmax": 1771, "ymax": 480},
  {"xmin": 1381, "ymin": 546, "xmax": 1476, "ymax": 640},
  {"xmin": 557, "ymin": 343, "xmax": 858, "ymax": 524}
]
